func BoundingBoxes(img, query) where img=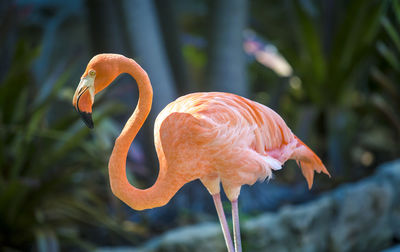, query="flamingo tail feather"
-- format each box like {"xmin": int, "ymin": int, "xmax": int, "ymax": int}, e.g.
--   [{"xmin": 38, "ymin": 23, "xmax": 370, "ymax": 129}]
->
[{"xmin": 293, "ymin": 137, "xmax": 330, "ymax": 189}]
